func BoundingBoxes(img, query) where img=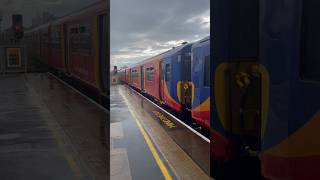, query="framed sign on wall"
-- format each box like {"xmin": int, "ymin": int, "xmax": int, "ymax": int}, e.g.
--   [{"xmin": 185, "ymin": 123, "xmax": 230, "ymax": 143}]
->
[{"xmin": 6, "ymin": 48, "xmax": 21, "ymax": 68}]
